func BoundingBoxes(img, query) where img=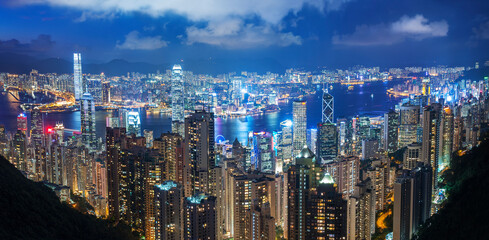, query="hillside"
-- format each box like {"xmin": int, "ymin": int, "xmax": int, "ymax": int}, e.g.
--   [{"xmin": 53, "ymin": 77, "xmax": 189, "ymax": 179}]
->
[
  {"xmin": 0, "ymin": 155, "xmax": 136, "ymax": 240},
  {"xmin": 414, "ymin": 135, "xmax": 489, "ymax": 239}
]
